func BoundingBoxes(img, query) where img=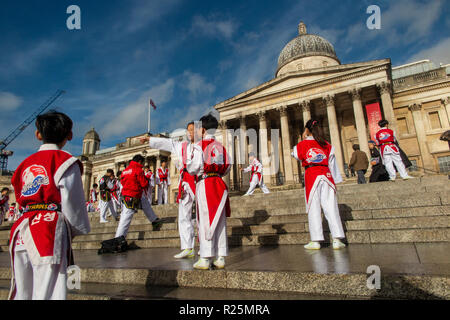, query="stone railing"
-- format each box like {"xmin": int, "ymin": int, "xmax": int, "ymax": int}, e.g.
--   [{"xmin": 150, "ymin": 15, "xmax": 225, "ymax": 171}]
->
[{"xmin": 393, "ymin": 67, "xmax": 447, "ymax": 91}]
